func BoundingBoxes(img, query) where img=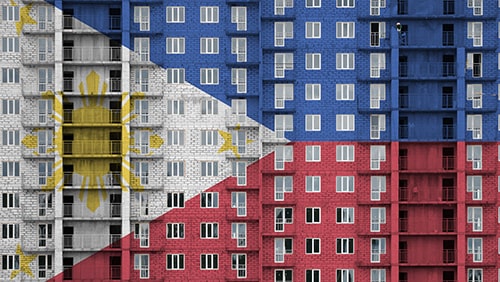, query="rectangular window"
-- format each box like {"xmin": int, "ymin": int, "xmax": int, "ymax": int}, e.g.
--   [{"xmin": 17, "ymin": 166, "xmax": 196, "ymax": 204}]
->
[
  {"xmin": 275, "ymin": 207, "xmax": 293, "ymax": 231},
  {"xmin": 467, "ymin": 115, "xmax": 482, "ymax": 139},
  {"xmin": 467, "ymin": 145, "xmax": 482, "ymax": 170},
  {"xmin": 336, "ymin": 145, "xmax": 354, "ymax": 161},
  {"xmin": 166, "ymin": 6, "xmax": 185, "ymax": 23},
  {"xmin": 134, "ymin": 38, "xmax": 149, "ymax": 61},
  {"xmin": 37, "ymin": 6, "xmax": 52, "ymax": 31},
  {"xmin": 138, "ymin": 223, "xmax": 149, "ymax": 247},
  {"xmin": 167, "ymin": 130, "xmax": 184, "ymax": 146},
  {"xmin": 306, "ymin": 53, "xmax": 321, "ymax": 70},
  {"xmin": 1, "ymin": 37, "xmax": 19, "ymax": 52},
  {"xmin": 135, "ymin": 69, "xmax": 149, "ymax": 92},
  {"xmin": 133, "ymin": 6, "xmax": 149, "ymax": 31},
  {"xmin": 38, "ymin": 193, "xmax": 52, "ymax": 217},
  {"xmin": 200, "ymin": 223, "xmax": 218, "ymax": 238},
  {"xmin": 337, "ymin": 0, "xmax": 355, "ymax": 8},
  {"xmin": 135, "ymin": 192, "xmax": 149, "ymax": 216},
  {"xmin": 167, "ymin": 161, "xmax": 184, "ymax": 177},
  {"xmin": 275, "ymin": 145, "xmax": 293, "ymax": 170},
  {"xmin": 38, "ymin": 161, "xmax": 53, "ymax": 185},
  {"xmin": 200, "ymin": 68, "xmax": 219, "ymax": 85},
  {"xmin": 1, "ymin": 6, "xmax": 19, "ymax": 21},
  {"xmin": 1, "ymin": 68, "xmax": 19, "ymax": 83},
  {"xmin": 275, "ymin": 53, "xmax": 294, "ymax": 78},
  {"xmin": 133, "ymin": 162, "xmax": 148, "ymax": 185},
  {"xmin": 2, "ymin": 162, "xmax": 19, "ymax": 176},
  {"xmin": 201, "ymin": 130, "xmax": 218, "ymax": 146},
  {"xmin": 231, "ymin": 254, "xmax": 246, "ymax": 278},
  {"xmin": 468, "ymin": 238, "xmax": 483, "ymax": 262},
  {"xmin": 167, "ymin": 192, "xmax": 185, "ymax": 208},
  {"xmin": 1, "ymin": 193, "xmax": 19, "ymax": 208},
  {"xmin": 201, "ymin": 99, "xmax": 218, "ymax": 115},
  {"xmin": 336, "ymin": 115, "xmax": 355, "ymax": 131},
  {"xmin": 305, "ymin": 145, "xmax": 321, "ymax": 161},
  {"xmin": 370, "ymin": 84, "xmax": 386, "ymax": 108},
  {"xmin": 467, "ymin": 175, "xmax": 482, "ymax": 200},
  {"xmin": 200, "ymin": 37, "xmax": 219, "ymax": 54},
  {"xmin": 370, "ymin": 53, "xmax": 386, "ymax": 78},
  {"xmin": 232, "ymin": 162, "xmax": 247, "ymax": 186},
  {"xmin": 200, "ymin": 6, "xmax": 219, "ymax": 23},
  {"xmin": 336, "ymin": 22, "xmax": 355, "ymax": 38},
  {"xmin": 37, "ymin": 130, "xmax": 53, "ymax": 154},
  {"xmin": 371, "ymin": 269, "xmax": 386, "ymax": 282},
  {"xmin": 201, "ymin": 161, "xmax": 218, "ymax": 177},
  {"xmin": 134, "ymin": 130, "xmax": 149, "ymax": 154},
  {"xmin": 306, "ymin": 269, "xmax": 321, "ymax": 282},
  {"xmin": 371, "ymin": 238, "xmax": 386, "ymax": 262},
  {"xmin": 370, "ymin": 115, "xmax": 386, "ymax": 140},
  {"xmin": 305, "ymin": 115, "xmax": 321, "ymax": 131},
  {"xmin": 305, "ymin": 238, "xmax": 320, "ymax": 254},
  {"xmin": 468, "ymin": 268, "xmax": 482, "ymax": 282},
  {"xmin": 166, "ymin": 37, "xmax": 185, "ymax": 54},
  {"xmin": 336, "ymin": 53, "xmax": 355, "ymax": 69},
  {"xmin": 1, "ymin": 224, "xmax": 19, "ymax": 239},
  {"xmin": 134, "ymin": 254, "xmax": 149, "ymax": 279},
  {"xmin": 1, "ymin": 255, "xmax": 19, "ymax": 270},
  {"xmin": 275, "ymin": 176, "xmax": 293, "ymax": 201},
  {"xmin": 467, "ymin": 207, "xmax": 482, "ymax": 231},
  {"xmin": 306, "ymin": 84, "xmax": 321, "ymax": 100},
  {"xmin": 231, "ymin": 38, "xmax": 247, "ymax": 62},
  {"xmin": 467, "ymin": 84, "xmax": 482, "ymax": 109},
  {"xmin": 275, "ymin": 84, "xmax": 293, "ymax": 108},
  {"xmin": 275, "ymin": 114, "xmax": 293, "ymax": 138},
  {"xmin": 37, "ymin": 255, "xmax": 52, "ymax": 279},
  {"xmin": 231, "ymin": 7, "xmax": 247, "ymax": 31},
  {"xmin": 336, "ymin": 84, "xmax": 354, "ymax": 100},
  {"xmin": 2, "ymin": 130, "xmax": 19, "ymax": 146},
  {"xmin": 370, "ymin": 208, "xmax": 386, "ymax": 232},
  {"xmin": 370, "ymin": 0, "xmax": 386, "ymax": 16},
  {"xmin": 467, "ymin": 53, "xmax": 482, "ymax": 78},
  {"xmin": 38, "ymin": 38, "xmax": 53, "ymax": 62},
  {"xmin": 370, "ymin": 22, "xmax": 386, "ymax": 47},
  {"xmin": 275, "ymin": 0, "xmax": 294, "ymax": 15},
  {"xmin": 167, "ymin": 100, "xmax": 184, "ymax": 115},
  {"xmin": 166, "ymin": 68, "xmax": 185, "ymax": 84},
  {"xmin": 305, "ymin": 176, "xmax": 321, "ymax": 192},
  {"xmin": 275, "ymin": 22, "xmax": 293, "ymax": 47},
  {"xmin": 336, "ymin": 207, "xmax": 354, "ymax": 223},
  {"xmin": 231, "ymin": 192, "xmax": 247, "ymax": 217},
  {"xmin": 200, "ymin": 254, "xmax": 218, "ymax": 270},
  {"xmin": 469, "ymin": 0, "xmax": 482, "ymax": 15},
  {"xmin": 166, "ymin": 223, "xmax": 184, "ymax": 239},
  {"xmin": 232, "ymin": 128, "xmax": 246, "ymax": 154},
  {"xmin": 467, "ymin": 22, "xmax": 483, "ymax": 47},
  {"xmin": 38, "ymin": 223, "xmax": 52, "ymax": 247},
  {"xmin": 275, "ymin": 269, "xmax": 293, "ymax": 281},
  {"xmin": 336, "ymin": 238, "xmax": 354, "ymax": 254},
  {"xmin": 306, "ymin": 0, "xmax": 321, "ymax": 7},
  {"xmin": 336, "ymin": 176, "xmax": 354, "ymax": 192},
  {"xmin": 306, "ymin": 22, "xmax": 321, "ymax": 38},
  {"xmin": 201, "ymin": 192, "xmax": 218, "ymax": 208},
  {"xmin": 370, "ymin": 145, "xmax": 386, "ymax": 170},
  {"xmin": 231, "ymin": 223, "xmax": 246, "ymax": 247},
  {"xmin": 306, "ymin": 207, "xmax": 321, "ymax": 224},
  {"xmin": 371, "ymin": 176, "xmax": 386, "ymax": 201},
  {"xmin": 231, "ymin": 68, "xmax": 247, "ymax": 93},
  {"xmin": 274, "ymin": 238, "xmax": 293, "ymax": 262}
]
